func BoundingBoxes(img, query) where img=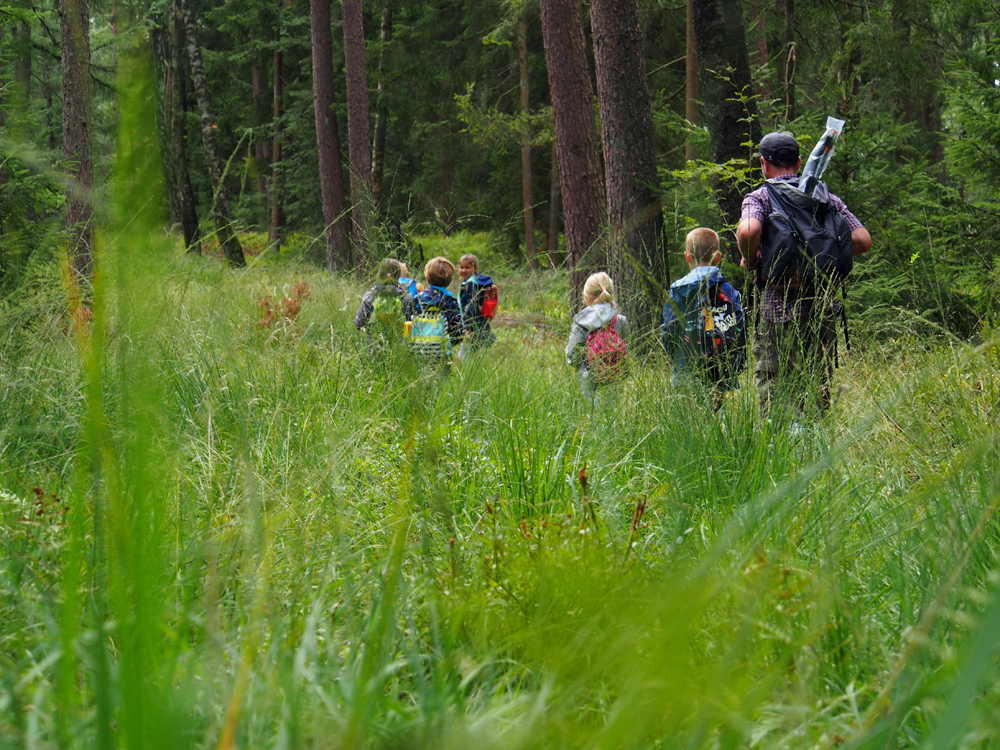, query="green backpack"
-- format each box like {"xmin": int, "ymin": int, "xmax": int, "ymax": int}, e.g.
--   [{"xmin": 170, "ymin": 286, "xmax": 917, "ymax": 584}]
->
[
  {"xmin": 369, "ymin": 293, "xmax": 406, "ymax": 348},
  {"xmin": 410, "ymin": 308, "xmax": 451, "ymax": 360}
]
